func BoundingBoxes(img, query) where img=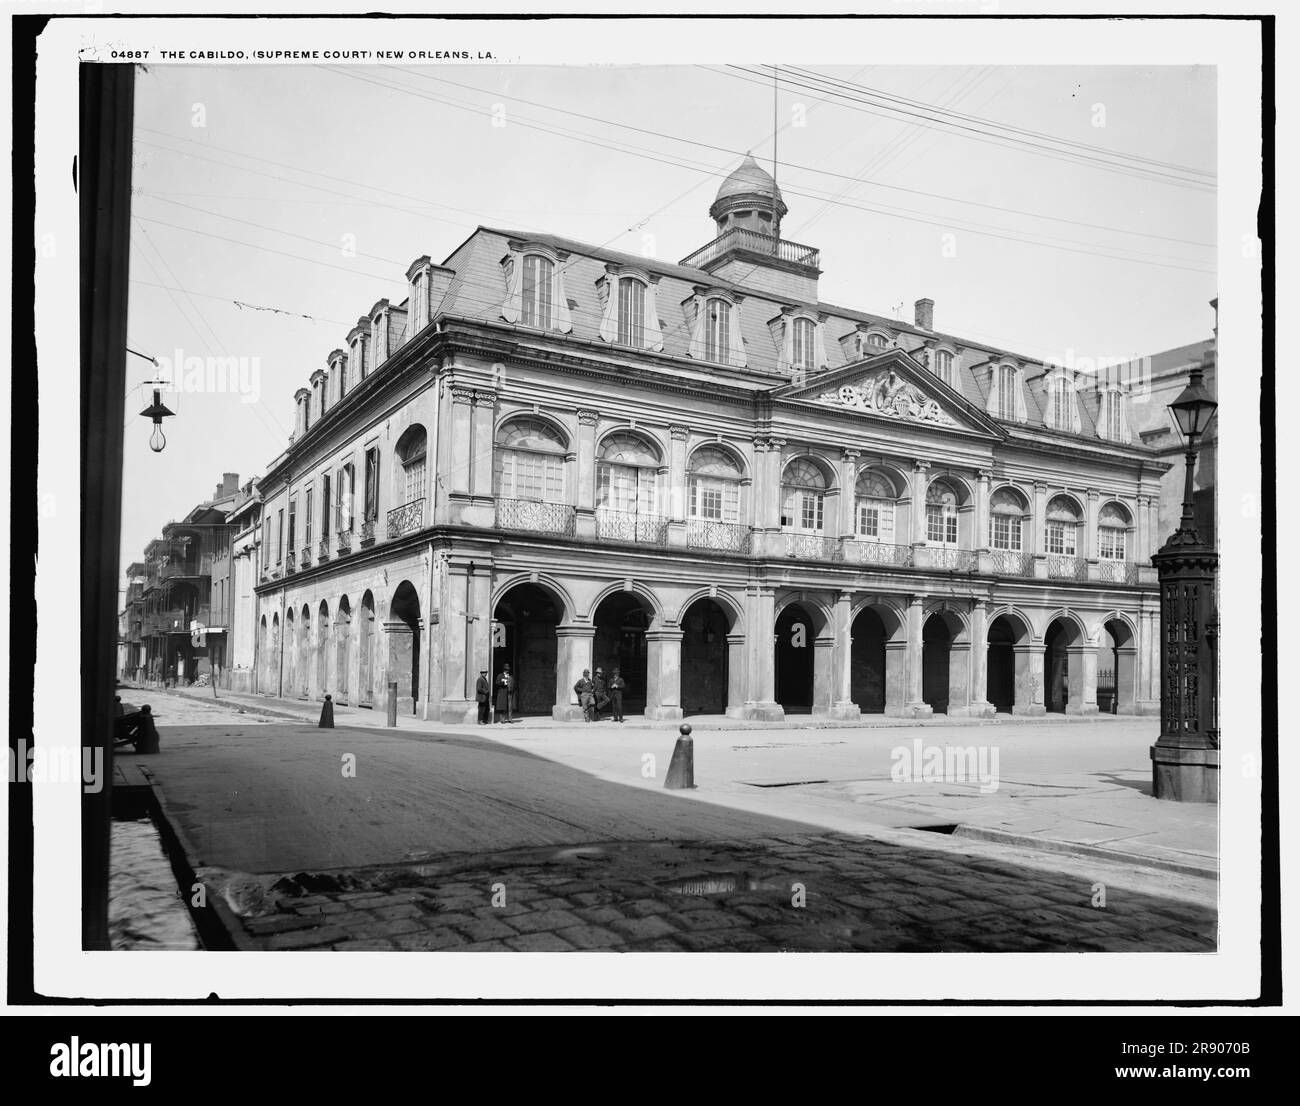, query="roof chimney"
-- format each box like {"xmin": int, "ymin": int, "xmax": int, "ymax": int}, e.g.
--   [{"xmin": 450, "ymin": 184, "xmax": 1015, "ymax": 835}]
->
[
  {"xmin": 914, "ymin": 298, "xmax": 934, "ymax": 331},
  {"xmin": 223, "ymin": 472, "xmax": 240, "ymax": 497}
]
